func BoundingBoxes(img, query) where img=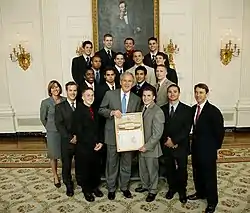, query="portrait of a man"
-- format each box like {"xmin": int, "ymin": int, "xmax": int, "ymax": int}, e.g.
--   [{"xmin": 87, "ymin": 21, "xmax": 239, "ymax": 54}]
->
[{"xmin": 93, "ymin": 0, "xmax": 158, "ymax": 53}]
